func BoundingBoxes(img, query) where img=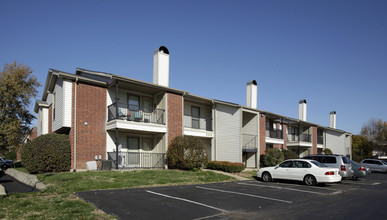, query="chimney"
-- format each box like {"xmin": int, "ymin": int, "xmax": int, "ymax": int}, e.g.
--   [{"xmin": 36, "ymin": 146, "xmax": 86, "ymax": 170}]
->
[
  {"xmin": 153, "ymin": 46, "xmax": 169, "ymax": 87},
  {"xmin": 246, "ymin": 80, "xmax": 257, "ymax": 109},
  {"xmin": 298, "ymin": 99, "xmax": 307, "ymax": 121},
  {"xmin": 330, "ymin": 111, "xmax": 336, "ymax": 129}
]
